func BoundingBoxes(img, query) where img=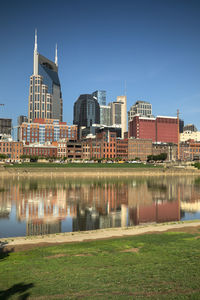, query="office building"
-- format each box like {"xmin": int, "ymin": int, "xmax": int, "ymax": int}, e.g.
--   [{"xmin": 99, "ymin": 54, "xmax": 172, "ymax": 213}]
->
[
  {"xmin": 0, "ymin": 119, "xmax": 12, "ymax": 135},
  {"xmin": 109, "ymin": 96, "xmax": 127, "ymax": 138},
  {"xmin": 73, "ymin": 94, "xmax": 100, "ymax": 128},
  {"xmin": 117, "ymin": 96, "xmax": 127, "ymax": 138},
  {"xmin": 28, "ymin": 30, "xmax": 63, "ymax": 123},
  {"xmin": 92, "ymin": 90, "xmax": 106, "ymax": 105},
  {"xmin": 183, "ymin": 124, "xmax": 197, "ymax": 132},
  {"xmin": 100, "ymin": 105, "xmax": 111, "ymax": 126},
  {"xmin": 128, "ymin": 101, "xmax": 152, "ymax": 122},
  {"xmin": 109, "ymin": 101, "xmax": 121, "ymax": 126},
  {"xmin": 180, "ymin": 130, "xmax": 200, "ymax": 142},
  {"xmin": 129, "ymin": 115, "xmax": 178, "ymax": 144},
  {"xmin": 19, "ymin": 119, "xmax": 77, "ymax": 144}
]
